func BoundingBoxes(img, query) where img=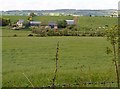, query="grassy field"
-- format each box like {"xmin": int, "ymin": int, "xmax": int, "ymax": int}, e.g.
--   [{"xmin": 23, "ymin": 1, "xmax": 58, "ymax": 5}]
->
[
  {"xmin": 2, "ymin": 27, "xmax": 32, "ymax": 37},
  {"xmin": 77, "ymin": 16, "xmax": 117, "ymax": 31},
  {"xmin": 2, "ymin": 29, "xmax": 116, "ymax": 87},
  {"xmin": 2, "ymin": 16, "xmax": 118, "ymax": 87},
  {"xmin": 2, "ymin": 15, "xmax": 73, "ymax": 23}
]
